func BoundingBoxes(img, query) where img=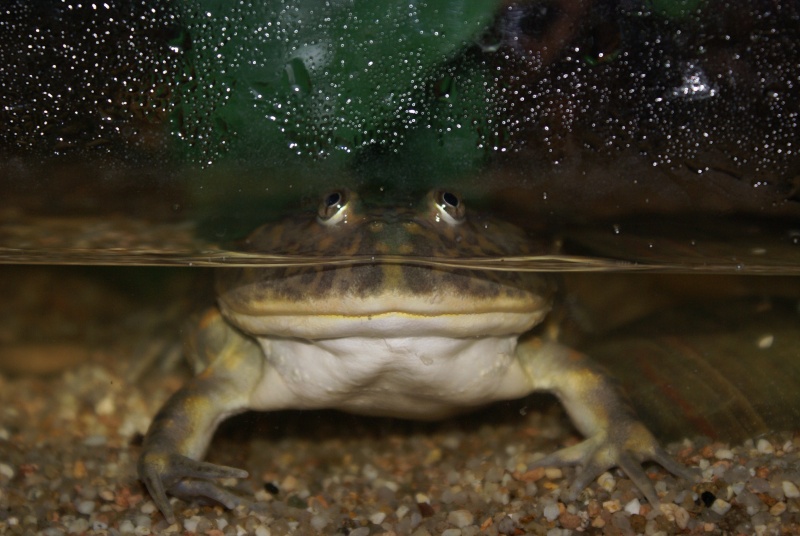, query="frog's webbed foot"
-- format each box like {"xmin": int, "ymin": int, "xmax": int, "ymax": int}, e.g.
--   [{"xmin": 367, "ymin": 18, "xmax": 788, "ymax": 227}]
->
[
  {"xmin": 138, "ymin": 450, "xmax": 249, "ymax": 524},
  {"xmin": 531, "ymin": 419, "xmax": 698, "ymax": 505}
]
